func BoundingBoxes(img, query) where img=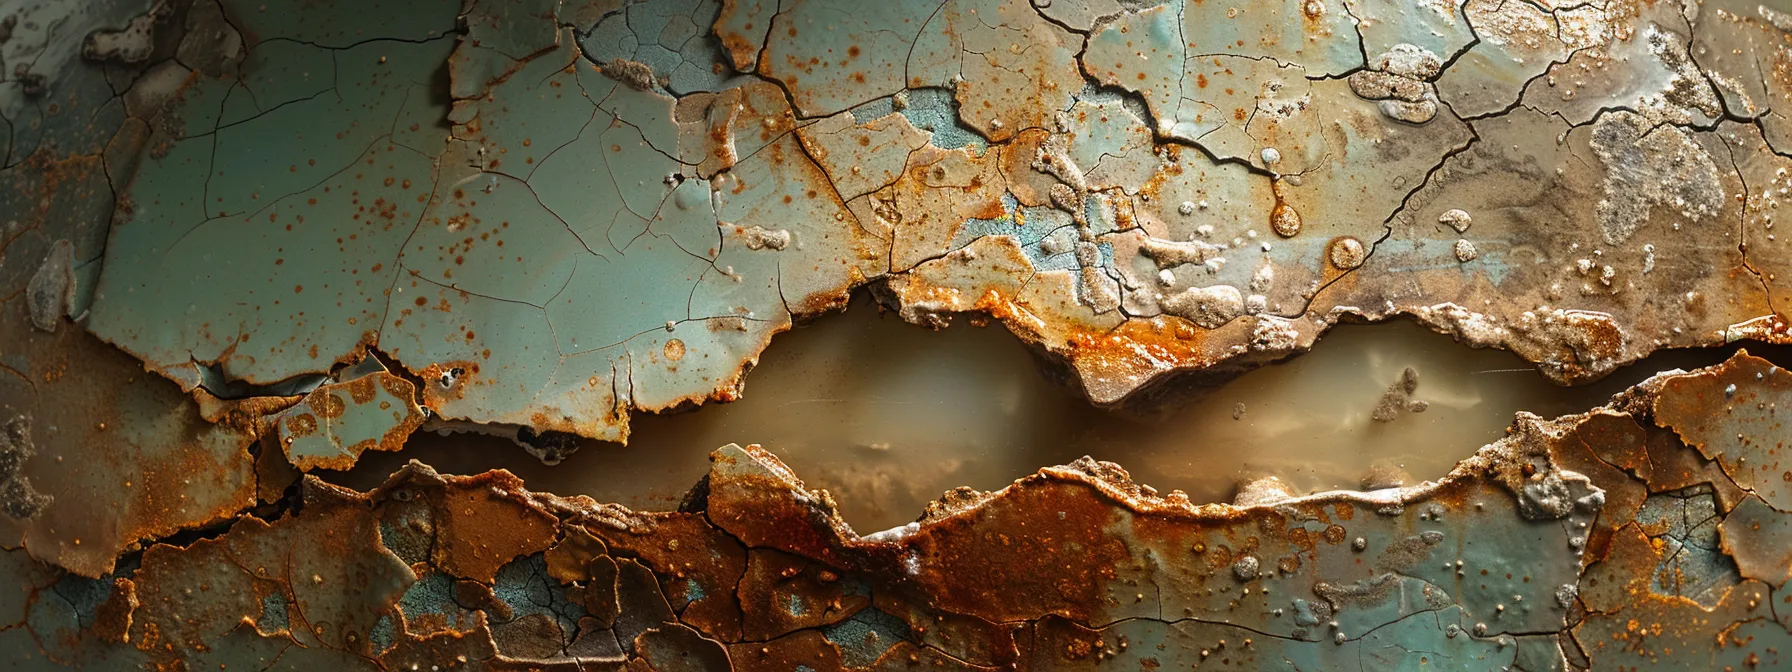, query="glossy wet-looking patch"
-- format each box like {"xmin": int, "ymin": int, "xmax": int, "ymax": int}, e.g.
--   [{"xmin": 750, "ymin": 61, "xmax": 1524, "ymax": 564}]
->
[{"xmin": 327, "ymin": 295, "xmax": 1789, "ymax": 531}]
